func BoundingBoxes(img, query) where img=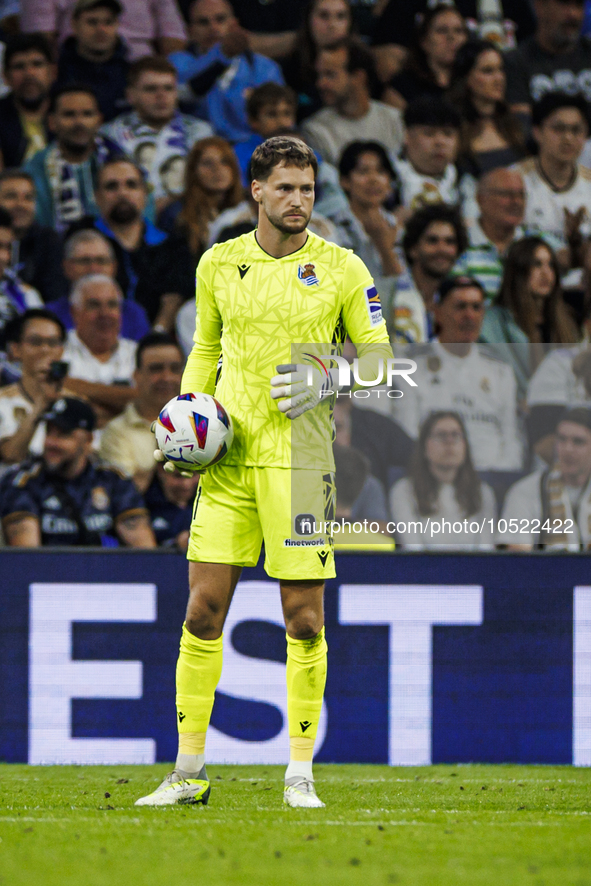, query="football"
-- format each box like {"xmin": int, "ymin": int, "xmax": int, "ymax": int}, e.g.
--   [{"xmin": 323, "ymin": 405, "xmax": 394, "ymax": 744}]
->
[{"xmin": 154, "ymin": 393, "xmax": 234, "ymax": 470}]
